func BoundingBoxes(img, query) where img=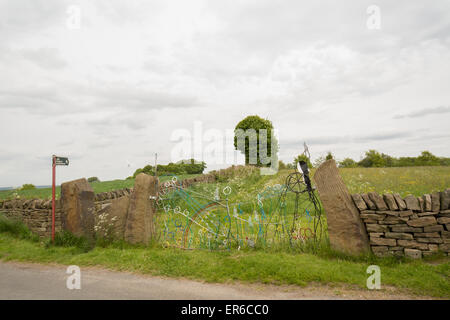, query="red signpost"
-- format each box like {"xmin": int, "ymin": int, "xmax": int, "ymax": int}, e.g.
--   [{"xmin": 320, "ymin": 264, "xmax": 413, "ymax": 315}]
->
[
  {"xmin": 51, "ymin": 155, "xmax": 69, "ymax": 242},
  {"xmin": 52, "ymin": 155, "xmax": 56, "ymax": 241}
]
